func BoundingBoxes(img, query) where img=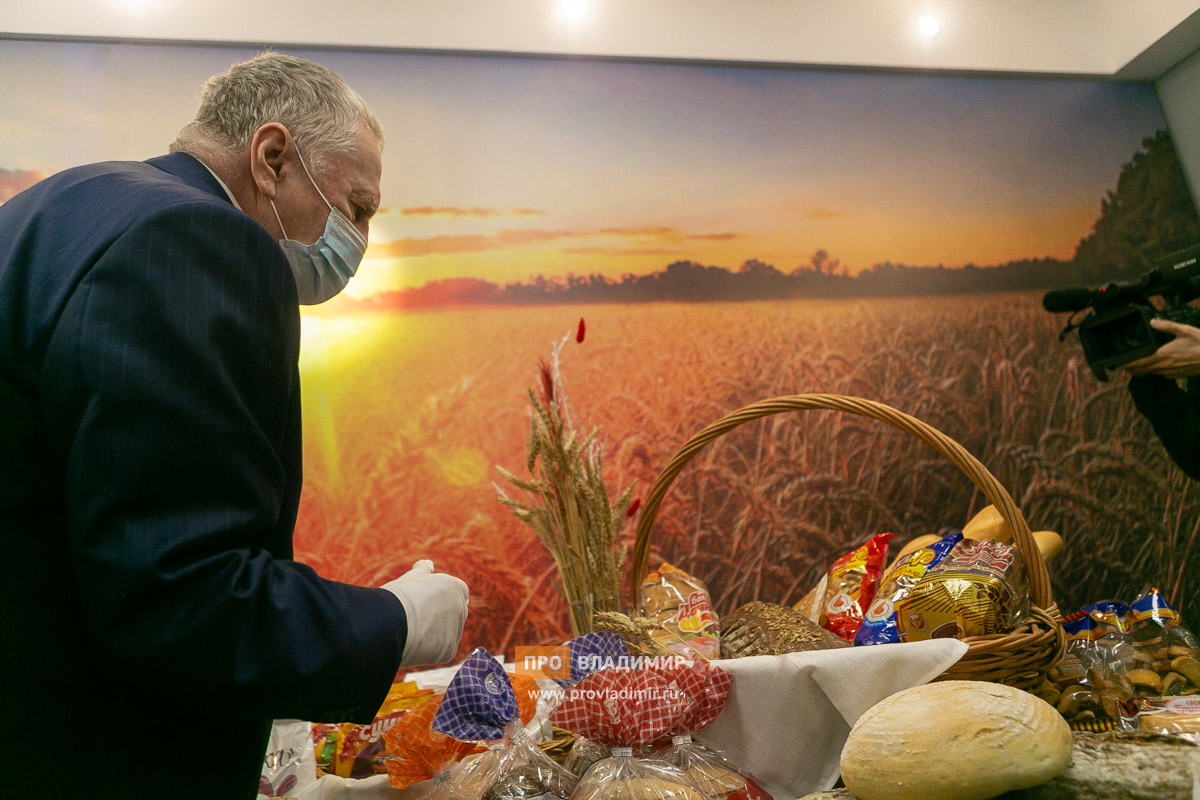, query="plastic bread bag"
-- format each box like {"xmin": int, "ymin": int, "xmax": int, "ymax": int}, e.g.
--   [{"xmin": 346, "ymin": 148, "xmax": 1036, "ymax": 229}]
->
[
  {"xmin": 382, "ymin": 693, "xmax": 484, "ymax": 795},
  {"xmin": 447, "ymin": 670, "xmax": 550, "ymax": 799},
  {"xmin": 563, "ymin": 737, "xmax": 612, "ymax": 779},
  {"xmin": 1118, "ymin": 696, "xmax": 1200, "ymax": 743},
  {"xmin": 258, "ymin": 719, "xmax": 318, "ymax": 799},
  {"xmin": 433, "ymin": 649, "xmax": 578, "ymax": 800},
  {"xmin": 1115, "ymin": 588, "xmax": 1200, "ymax": 740},
  {"xmin": 647, "ymin": 660, "xmax": 772, "ymax": 800},
  {"xmin": 556, "ymin": 632, "xmax": 632, "ymax": 775},
  {"xmin": 1041, "ymin": 600, "xmax": 1136, "ymax": 731},
  {"xmin": 639, "ymin": 563, "xmax": 721, "ymax": 659},
  {"xmin": 894, "ymin": 537, "xmax": 1030, "ymax": 641},
  {"xmin": 854, "ymin": 531, "xmax": 962, "ymax": 646},
  {"xmin": 549, "ymin": 666, "xmax": 714, "ymax": 800},
  {"xmin": 1126, "ymin": 586, "xmax": 1200, "ymax": 675}
]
